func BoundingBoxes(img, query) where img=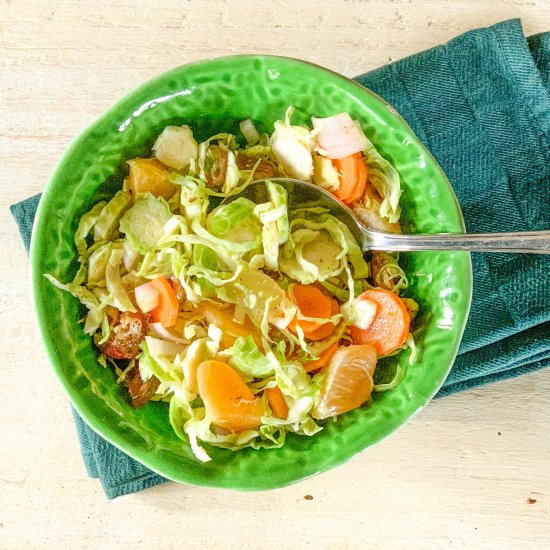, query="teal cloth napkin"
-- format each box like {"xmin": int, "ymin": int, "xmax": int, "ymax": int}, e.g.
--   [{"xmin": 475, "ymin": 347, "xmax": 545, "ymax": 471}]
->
[
  {"xmin": 11, "ymin": 18, "xmax": 549, "ymax": 498},
  {"xmin": 355, "ymin": 18, "xmax": 550, "ymax": 395},
  {"xmin": 11, "ymin": 194, "xmax": 167, "ymax": 498}
]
